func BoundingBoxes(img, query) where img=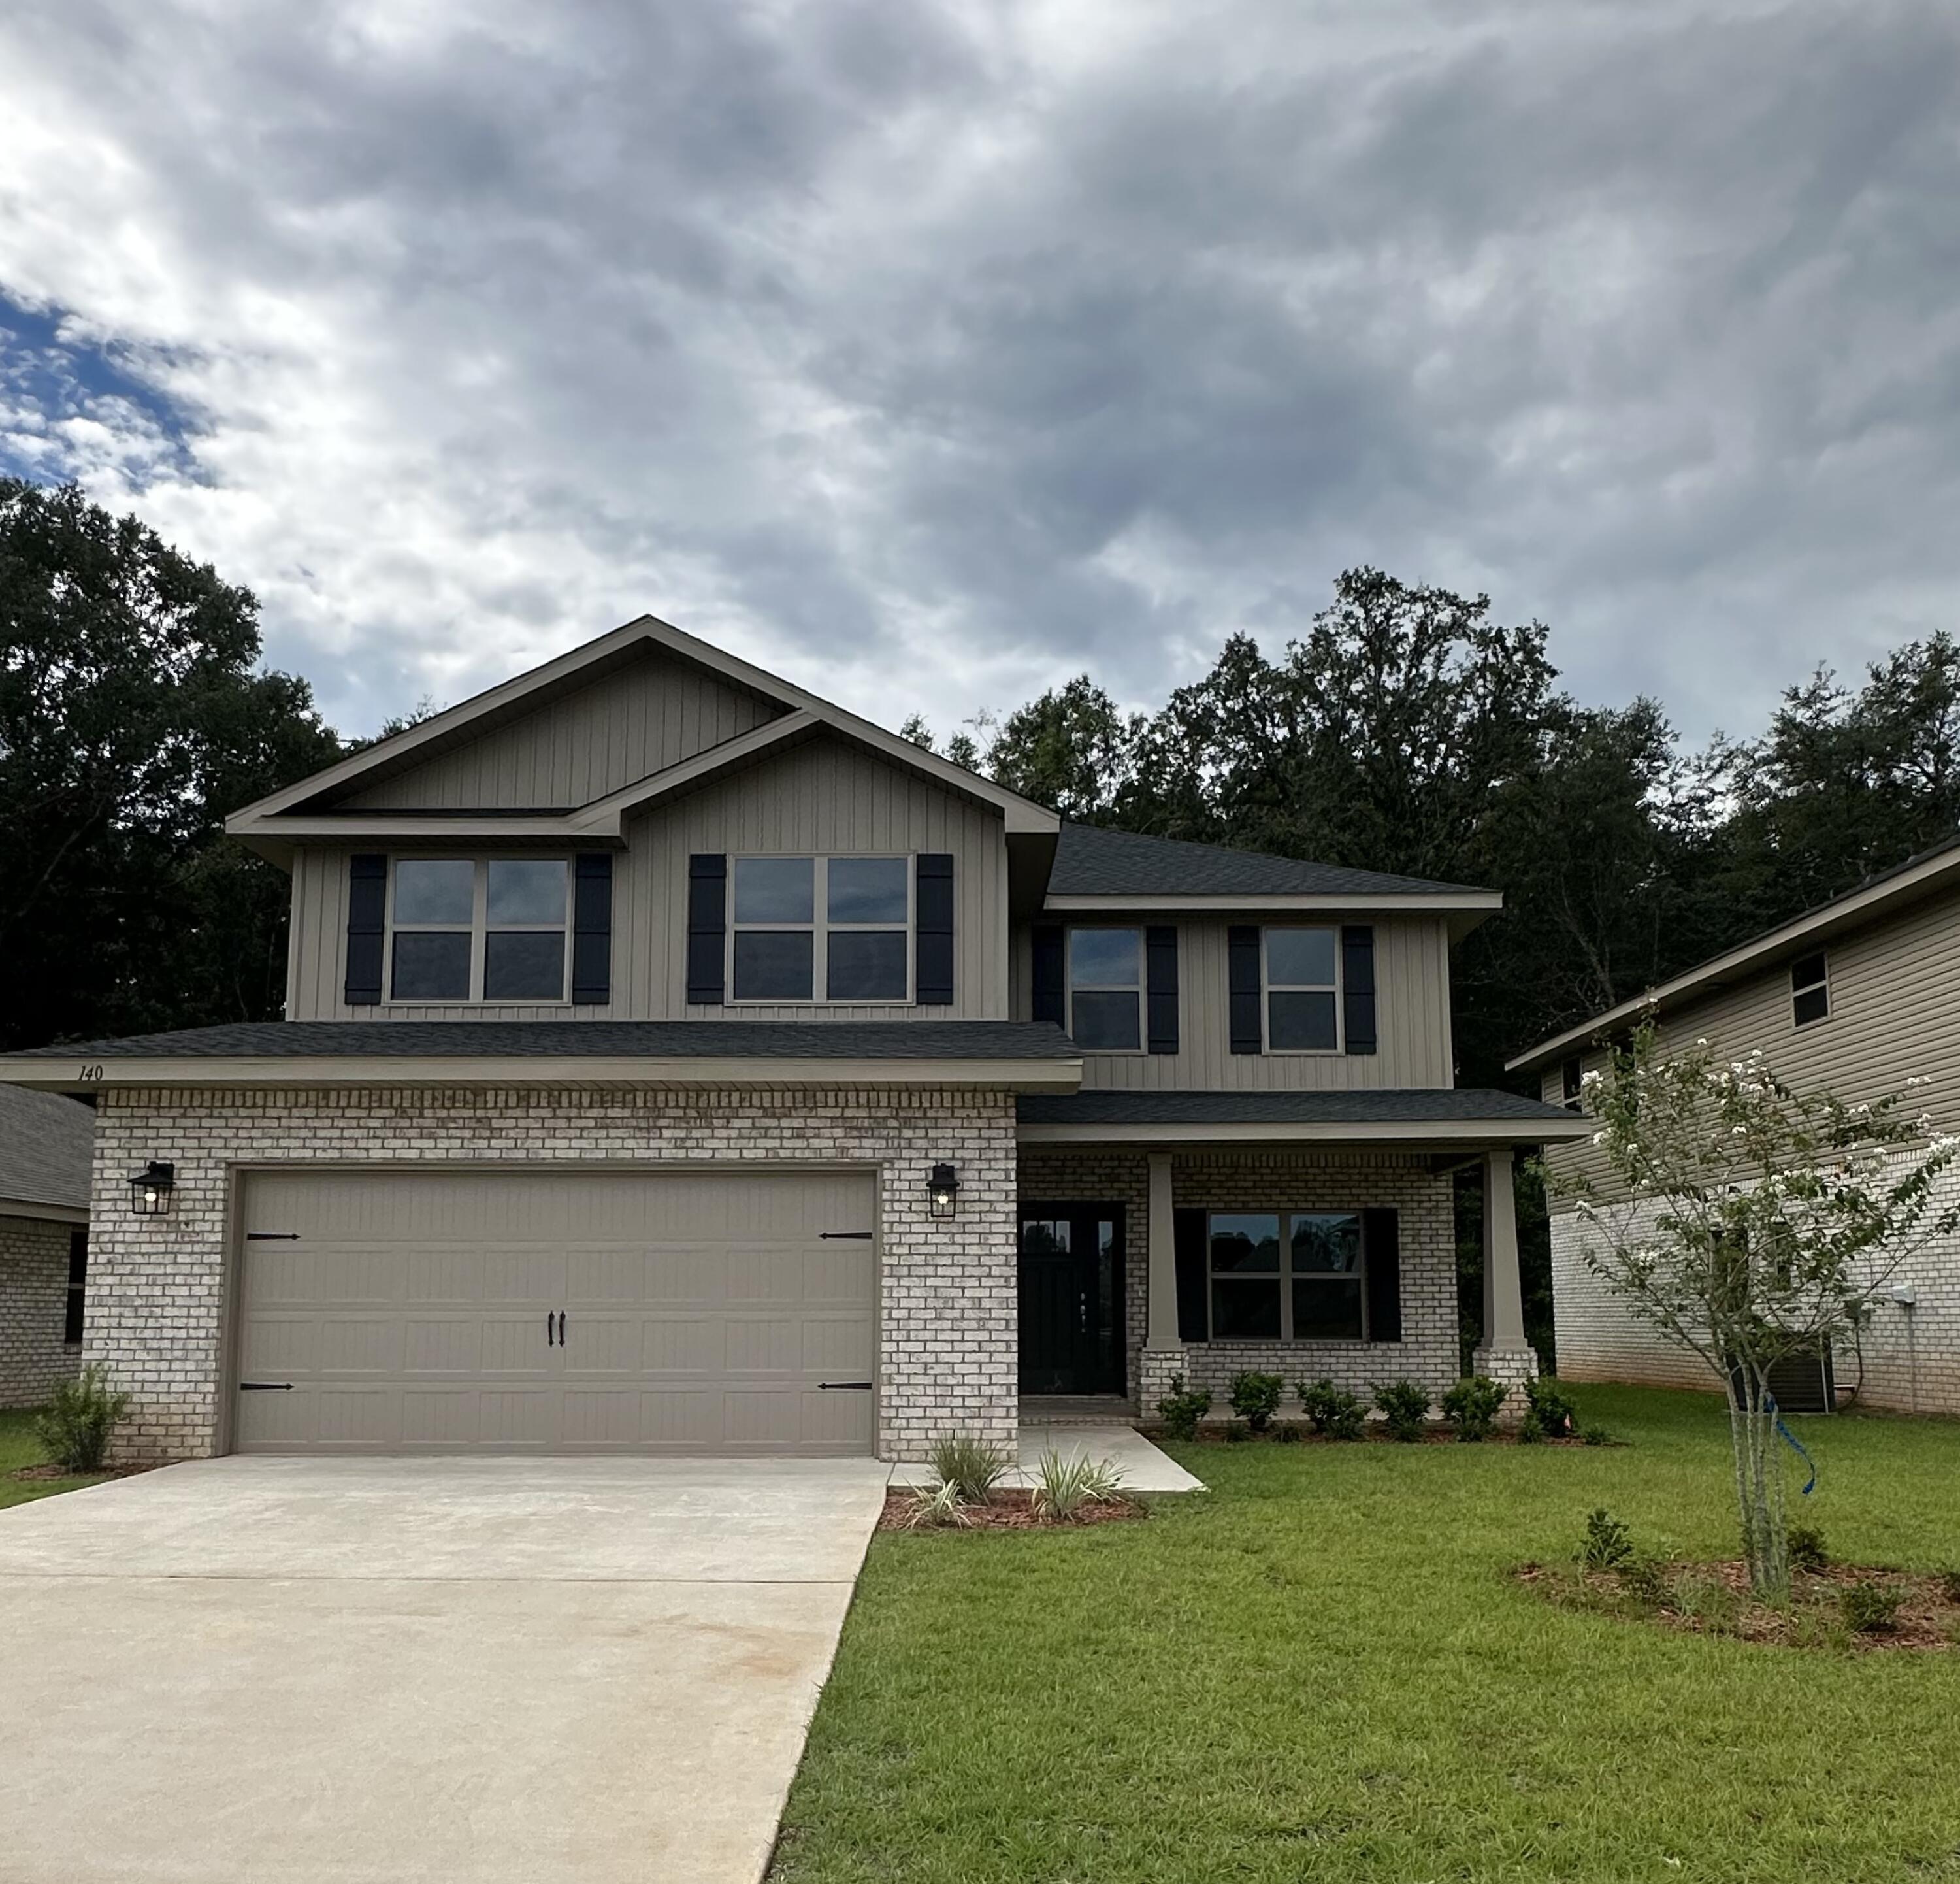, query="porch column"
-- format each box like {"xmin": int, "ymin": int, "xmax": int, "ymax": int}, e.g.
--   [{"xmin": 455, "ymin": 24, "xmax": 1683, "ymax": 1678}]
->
[
  {"xmin": 1474, "ymin": 1146, "xmax": 1538, "ymax": 1398},
  {"xmin": 1139, "ymin": 1151, "xmax": 1186, "ymax": 1410}
]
